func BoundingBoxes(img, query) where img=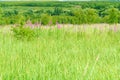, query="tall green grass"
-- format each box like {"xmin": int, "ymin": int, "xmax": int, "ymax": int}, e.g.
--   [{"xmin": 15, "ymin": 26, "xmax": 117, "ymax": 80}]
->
[{"xmin": 0, "ymin": 26, "xmax": 120, "ymax": 80}]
